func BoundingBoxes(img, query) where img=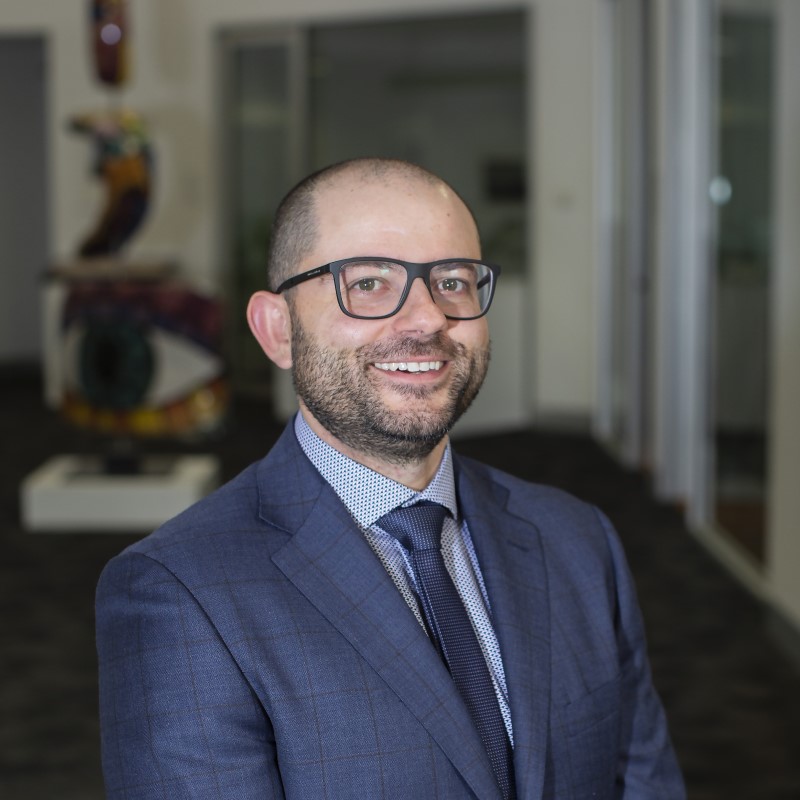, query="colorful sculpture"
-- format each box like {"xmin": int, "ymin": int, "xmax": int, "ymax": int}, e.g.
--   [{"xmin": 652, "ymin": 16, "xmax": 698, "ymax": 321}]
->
[
  {"xmin": 49, "ymin": 1, "xmax": 229, "ymax": 444},
  {"xmin": 70, "ymin": 109, "xmax": 152, "ymax": 257}
]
